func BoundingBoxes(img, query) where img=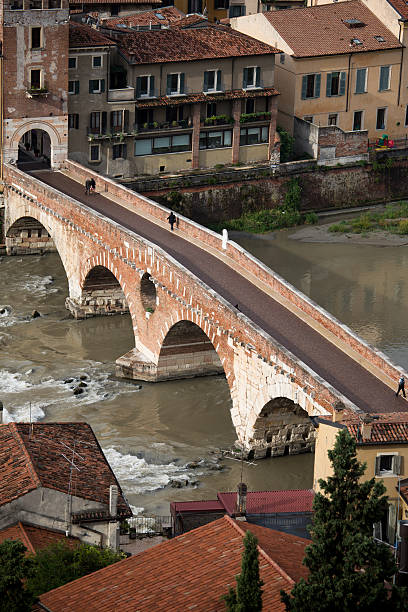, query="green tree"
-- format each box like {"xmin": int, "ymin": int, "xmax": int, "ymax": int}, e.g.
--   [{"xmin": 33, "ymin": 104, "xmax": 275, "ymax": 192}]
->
[
  {"xmin": 223, "ymin": 530, "xmax": 264, "ymax": 611},
  {"xmin": 0, "ymin": 539, "xmax": 35, "ymax": 612},
  {"xmin": 27, "ymin": 541, "xmax": 124, "ymax": 597},
  {"xmin": 281, "ymin": 429, "xmax": 408, "ymax": 612}
]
